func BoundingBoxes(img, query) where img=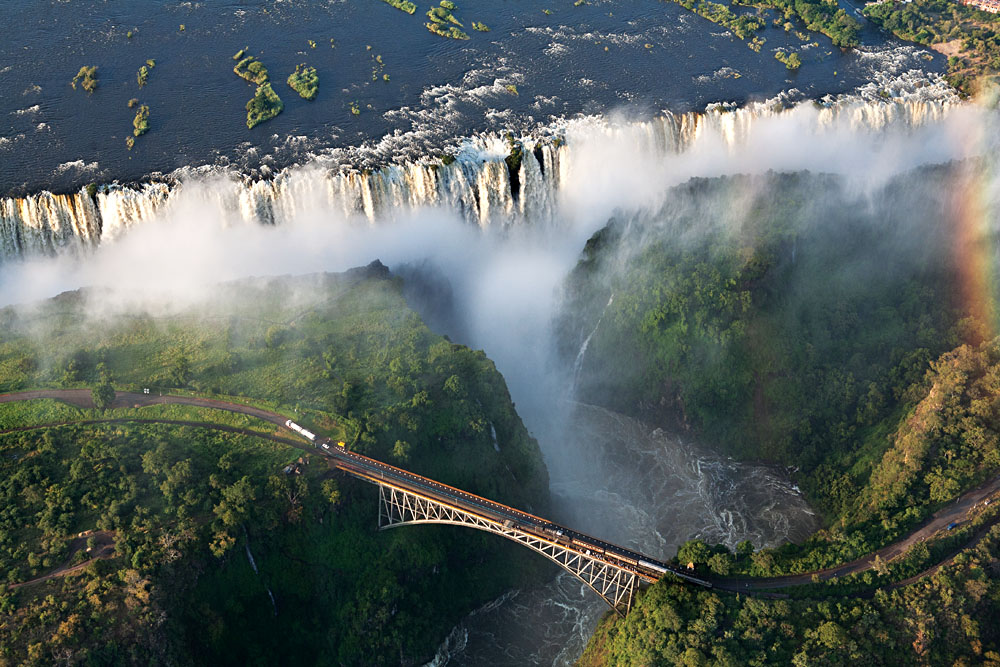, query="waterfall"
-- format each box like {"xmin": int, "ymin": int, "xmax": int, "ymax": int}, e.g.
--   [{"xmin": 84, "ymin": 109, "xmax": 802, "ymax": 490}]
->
[
  {"xmin": 0, "ymin": 88, "xmax": 965, "ymax": 266},
  {"xmin": 244, "ymin": 536, "xmax": 278, "ymax": 617},
  {"xmin": 571, "ymin": 294, "xmax": 613, "ymax": 394}
]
